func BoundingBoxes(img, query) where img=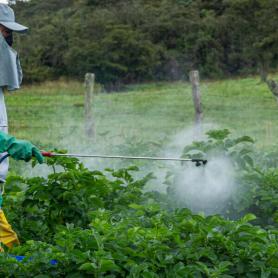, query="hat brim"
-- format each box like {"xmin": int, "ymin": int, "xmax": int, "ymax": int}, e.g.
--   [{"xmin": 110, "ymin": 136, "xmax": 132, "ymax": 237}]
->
[{"xmin": 0, "ymin": 21, "xmax": 28, "ymax": 33}]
